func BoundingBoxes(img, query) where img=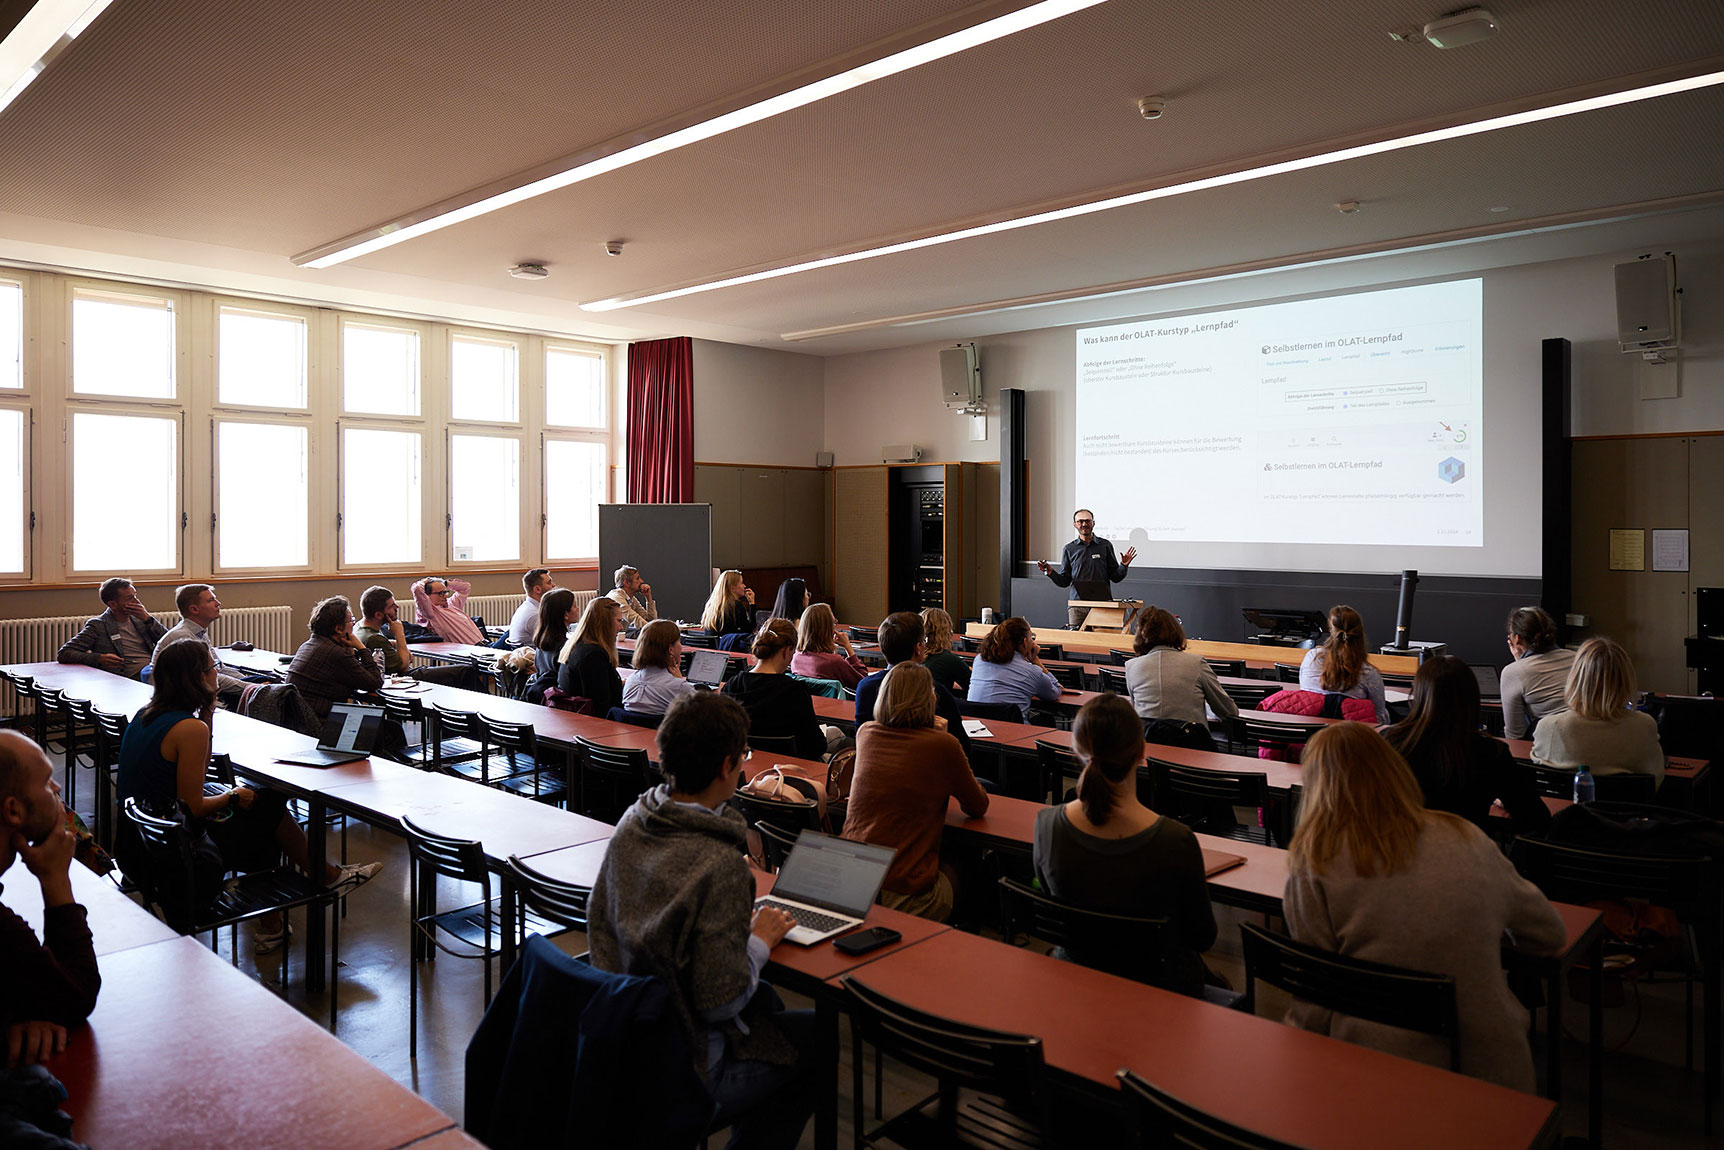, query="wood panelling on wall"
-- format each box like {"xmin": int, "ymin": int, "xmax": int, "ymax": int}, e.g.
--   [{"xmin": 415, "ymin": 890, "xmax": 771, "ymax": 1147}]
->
[
  {"xmin": 834, "ymin": 467, "xmax": 888, "ymax": 625},
  {"xmin": 694, "ymin": 465, "xmax": 827, "ymax": 579}
]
